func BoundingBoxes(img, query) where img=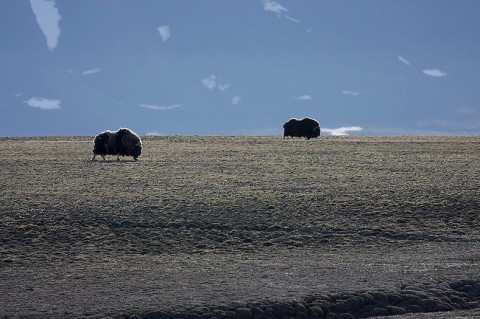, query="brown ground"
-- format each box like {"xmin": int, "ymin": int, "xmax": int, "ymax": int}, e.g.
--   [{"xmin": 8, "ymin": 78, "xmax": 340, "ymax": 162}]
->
[{"xmin": 1, "ymin": 136, "xmax": 479, "ymax": 319}]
